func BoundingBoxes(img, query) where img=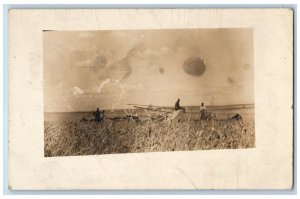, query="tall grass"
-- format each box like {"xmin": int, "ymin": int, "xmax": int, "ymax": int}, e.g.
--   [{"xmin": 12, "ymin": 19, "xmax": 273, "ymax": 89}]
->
[{"xmin": 44, "ymin": 118, "xmax": 255, "ymax": 157}]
